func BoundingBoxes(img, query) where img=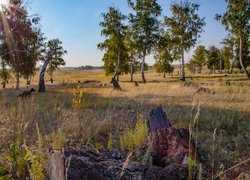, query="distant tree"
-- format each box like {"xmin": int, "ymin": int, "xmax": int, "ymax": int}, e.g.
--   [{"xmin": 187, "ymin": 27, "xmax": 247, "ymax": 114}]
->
[
  {"xmin": 206, "ymin": 46, "xmax": 221, "ymax": 73},
  {"xmin": 0, "ymin": 60, "xmax": 11, "ymax": 88},
  {"xmin": 165, "ymin": 1, "xmax": 205, "ymax": 81},
  {"xmin": 215, "ymin": 0, "xmax": 250, "ymax": 78},
  {"xmin": 221, "ymin": 35, "xmax": 236, "ymax": 73},
  {"xmin": 0, "ymin": 0, "xmax": 42, "ymax": 89},
  {"xmin": 128, "ymin": 0, "xmax": 162, "ymax": 83},
  {"xmin": 154, "ymin": 34, "xmax": 175, "ymax": 78},
  {"xmin": 47, "ymin": 48, "xmax": 66, "ymax": 83},
  {"xmin": 192, "ymin": 45, "xmax": 207, "ymax": 73},
  {"xmin": 38, "ymin": 39, "xmax": 67, "ymax": 92},
  {"xmin": 98, "ymin": 7, "xmax": 129, "ymax": 81},
  {"xmin": 186, "ymin": 59, "xmax": 197, "ymax": 75},
  {"xmin": 220, "ymin": 46, "xmax": 231, "ymax": 73},
  {"xmin": 125, "ymin": 27, "xmax": 138, "ymax": 82}
]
